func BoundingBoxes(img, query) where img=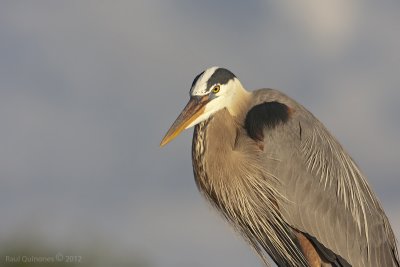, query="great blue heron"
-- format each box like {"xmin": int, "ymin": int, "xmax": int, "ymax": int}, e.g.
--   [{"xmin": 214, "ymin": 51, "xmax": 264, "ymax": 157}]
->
[{"xmin": 160, "ymin": 67, "xmax": 399, "ymax": 266}]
